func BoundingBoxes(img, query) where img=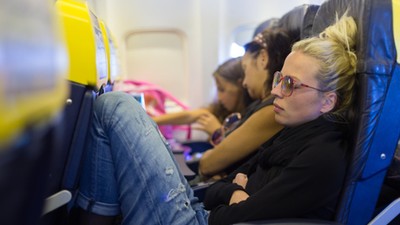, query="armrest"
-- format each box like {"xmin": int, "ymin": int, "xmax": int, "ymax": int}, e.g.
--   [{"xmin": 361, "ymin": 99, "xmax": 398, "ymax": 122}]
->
[
  {"xmin": 42, "ymin": 190, "xmax": 72, "ymax": 215},
  {"xmin": 233, "ymin": 219, "xmax": 342, "ymax": 225},
  {"xmin": 174, "ymin": 153, "xmax": 196, "ymax": 180},
  {"xmin": 192, "ymin": 180, "xmax": 214, "ymax": 202},
  {"xmin": 185, "ymin": 153, "xmax": 202, "ymax": 174},
  {"xmin": 368, "ymin": 197, "xmax": 400, "ymax": 225}
]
